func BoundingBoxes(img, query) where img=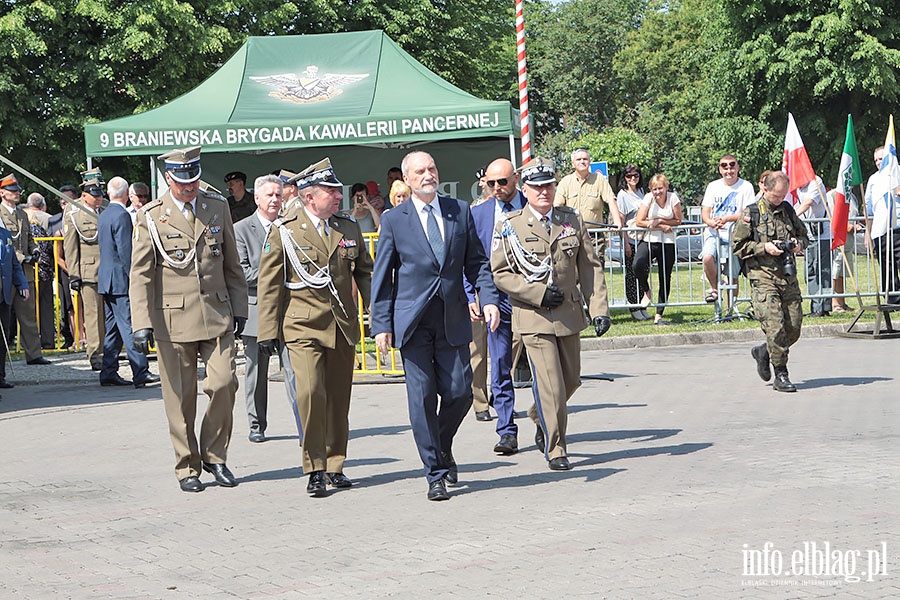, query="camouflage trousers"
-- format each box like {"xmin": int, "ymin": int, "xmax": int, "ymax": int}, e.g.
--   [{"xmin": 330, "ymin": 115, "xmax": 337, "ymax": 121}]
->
[{"xmin": 749, "ymin": 276, "xmax": 803, "ymax": 367}]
